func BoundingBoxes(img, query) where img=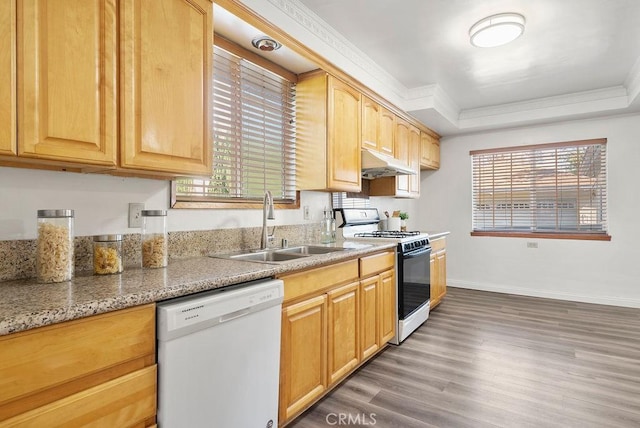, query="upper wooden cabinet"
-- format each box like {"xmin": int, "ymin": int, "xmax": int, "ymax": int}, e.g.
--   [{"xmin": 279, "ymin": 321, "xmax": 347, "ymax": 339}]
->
[
  {"xmin": 408, "ymin": 125, "xmax": 420, "ymax": 198},
  {"xmin": 296, "ymin": 72, "xmax": 362, "ymax": 192},
  {"xmin": 420, "ymin": 131, "xmax": 440, "ymax": 170},
  {"xmin": 120, "ymin": 0, "xmax": 212, "ymax": 175},
  {"xmin": 2, "ymin": 0, "xmax": 212, "ymax": 176},
  {"xmin": 0, "ymin": 0, "xmax": 16, "ymax": 157},
  {"xmin": 17, "ymin": 0, "xmax": 117, "ymax": 167},
  {"xmin": 369, "ymin": 116, "xmax": 420, "ymax": 198},
  {"xmin": 362, "ymin": 96, "xmax": 394, "ymax": 156}
]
